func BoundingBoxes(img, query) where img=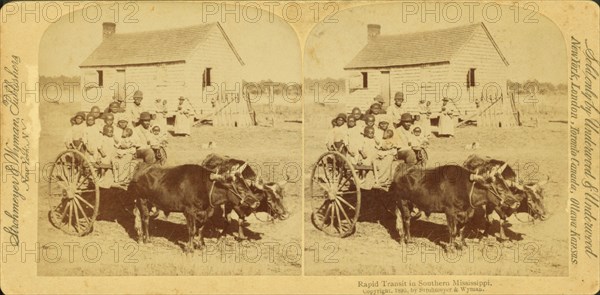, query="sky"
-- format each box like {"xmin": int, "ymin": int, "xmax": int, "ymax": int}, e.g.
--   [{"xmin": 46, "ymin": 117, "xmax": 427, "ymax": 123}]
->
[
  {"xmin": 38, "ymin": 2, "xmax": 302, "ymax": 83},
  {"xmin": 39, "ymin": 2, "xmax": 567, "ymax": 85},
  {"xmin": 303, "ymin": 3, "xmax": 568, "ymax": 84}
]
